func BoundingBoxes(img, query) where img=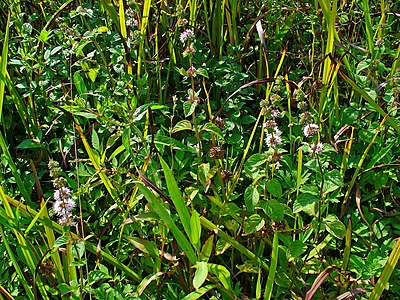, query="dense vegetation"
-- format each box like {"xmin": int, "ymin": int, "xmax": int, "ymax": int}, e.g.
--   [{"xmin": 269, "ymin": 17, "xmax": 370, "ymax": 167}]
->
[{"xmin": 0, "ymin": 0, "xmax": 399, "ymax": 299}]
